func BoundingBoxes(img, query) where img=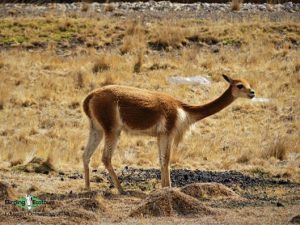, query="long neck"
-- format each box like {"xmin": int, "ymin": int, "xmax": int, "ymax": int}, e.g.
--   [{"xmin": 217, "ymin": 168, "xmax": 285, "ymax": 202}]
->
[{"xmin": 183, "ymin": 86, "xmax": 236, "ymax": 122}]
